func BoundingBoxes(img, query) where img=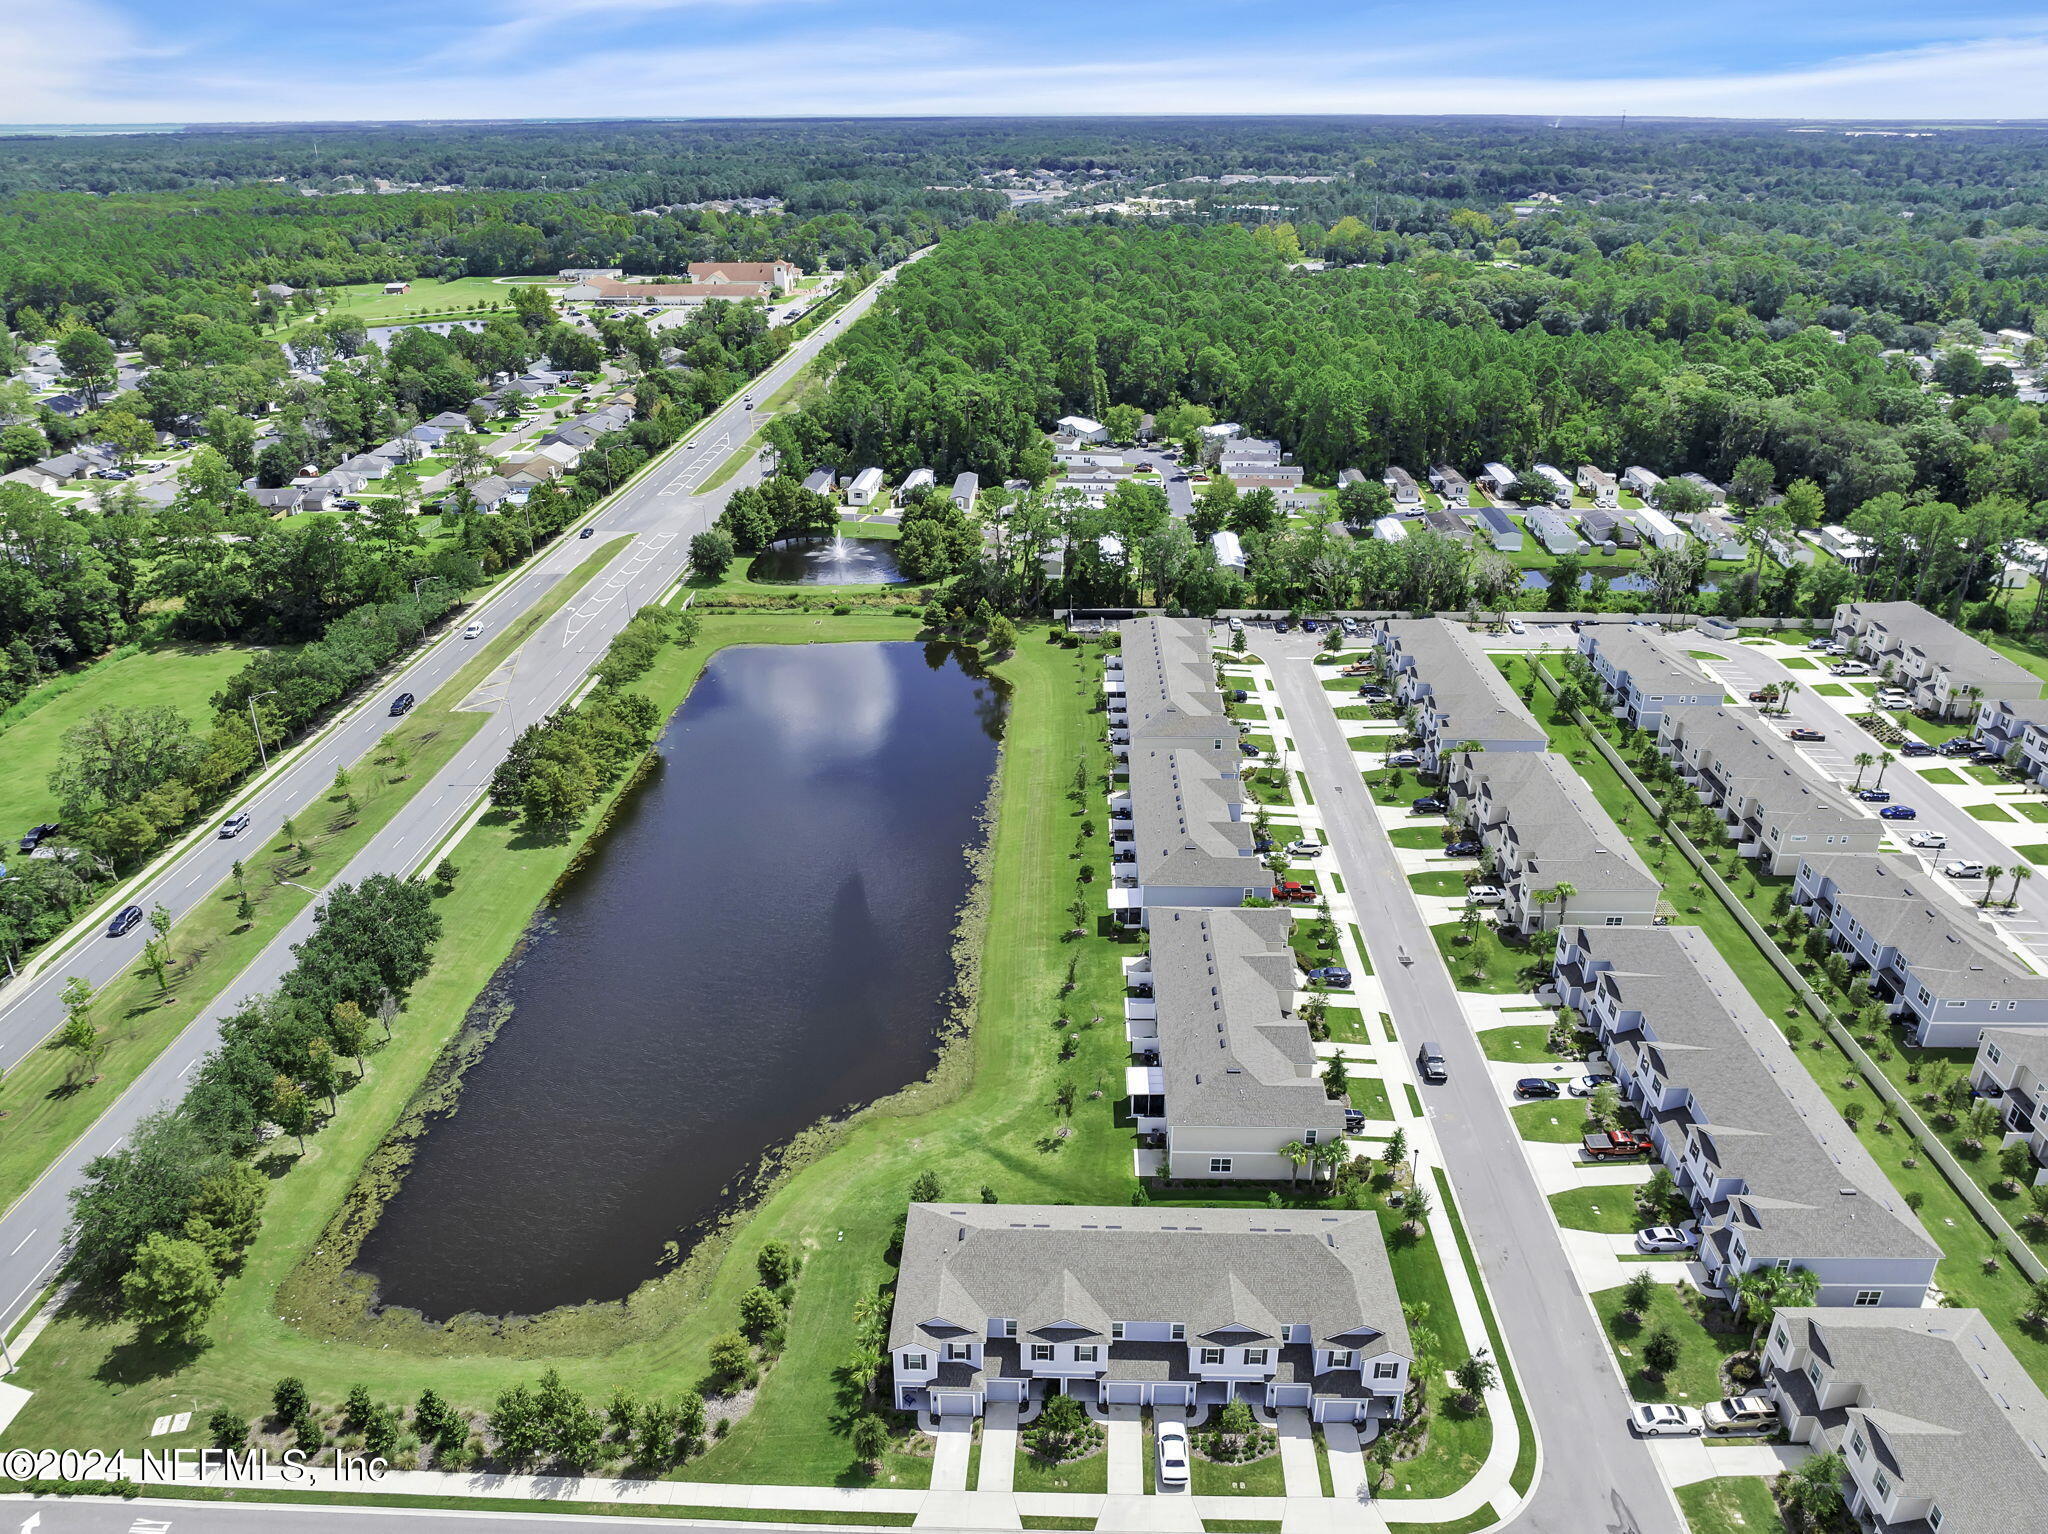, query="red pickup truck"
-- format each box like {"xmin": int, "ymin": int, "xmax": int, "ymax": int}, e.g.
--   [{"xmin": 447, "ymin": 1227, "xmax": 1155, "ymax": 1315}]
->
[
  {"xmin": 1271, "ymin": 881, "xmax": 1318, "ymax": 903},
  {"xmin": 1581, "ymin": 1130, "xmax": 1655, "ymax": 1160}
]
